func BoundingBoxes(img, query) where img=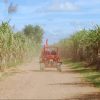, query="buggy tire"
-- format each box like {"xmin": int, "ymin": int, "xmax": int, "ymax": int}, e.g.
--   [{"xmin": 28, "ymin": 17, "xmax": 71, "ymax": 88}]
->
[
  {"xmin": 57, "ymin": 65, "xmax": 61, "ymax": 72},
  {"xmin": 40, "ymin": 63, "xmax": 45, "ymax": 71}
]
